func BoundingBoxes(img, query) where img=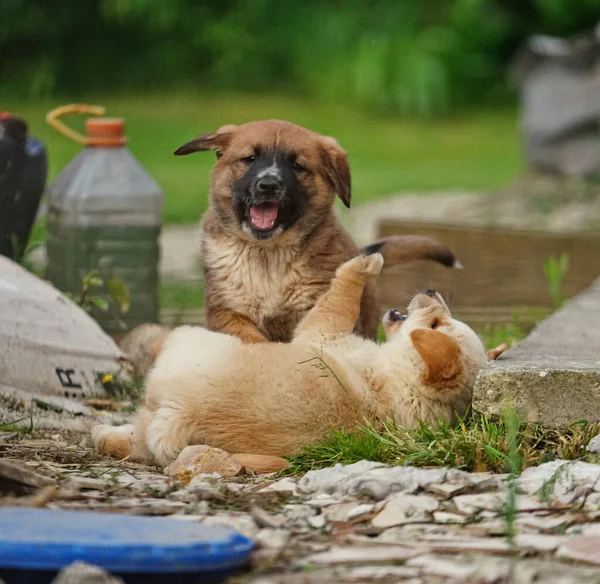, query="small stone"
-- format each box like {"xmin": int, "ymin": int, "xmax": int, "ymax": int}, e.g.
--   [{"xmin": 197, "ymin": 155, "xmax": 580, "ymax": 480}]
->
[
  {"xmin": 251, "ymin": 505, "xmax": 287, "ymax": 529},
  {"xmin": 378, "ymin": 524, "xmax": 461, "ymax": 543},
  {"xmin": 347, "ymin": 503, "xmax": 380, "ymax": 523},
  {"xmin": 283, "ymin": 503, "xmax": 317, "ymax": 518},
  {"xmin": 163, "ymin": 445, "xmax": 242, "ymax": 478},
  {"xmin": 255, "ymin": 528, "xmax": 291, "ymax": 550},
  {"xmin": 515, "ymin": 533, "xmax": 569, "ymax": 552},
  {"xmin": 347, "ymin": 565, "xmax": 420, "ymax": 580},
  {"xmin": 407, "ymin": 554, "xmax": 477, "ymax": 578},
  {"xmin": 557, "ymin": 536, "xmax": 600, "ymax": 565},
  {"xmin": 305, "ymin": 496, "xmax": 342, "ymax": 508},
  {"xmin": 0, "ymin": 458, "xmax": 56, "ymax": 494},
  {"xmin": 567, "ymin": 523, "xmax": 600, "ymax": 537},
  {"xmin": 587, "ymin": 434, "xmax": 600, "ymax": 455},
  {"xmin": 202, "ymin": 513, "xmax": 259, "ymax": 539},
  {"xmin": 445, "ymin": 469, "xmax": 507, "ymax": 491},
  {"xmin": 426, "ymin": 482, "xmax": 467, "ymax": 498},
  {"xmin": 426, "ymin": 537, "xmax": 511, "ymax": 554},
  {"xmin": 323, "ymin": 503, "xmax": 358, "ymax": 522},
  {"xmin": 452, "ymin": 491, "xmax": 544, "ymax": 516},
  {"xmin": 300, "ymin": 544, "xmax": 422, "ymax": 566},
  {"xmin": 452, "ymin": 492, "xmax": 505, "ymax": 515},
  {"xmin": 166, "ymin": 504, "xmax": 211, "ymax": 518},
  {"xmin": 516, "ymin": 514, "xmax": 574, "ymax": 533},
  {"xmin": 63, "ymin": 477, "xmax": 111, "ymax": 491},
  {"xmin": 433, "ymin": 511, "xmax": 467, "ymax": 524},
  {"xmin": 307, "ymin": 515, "xmax": 327, "ymax": 529},
  {"xmin": 462, "ymin": 519, "xmax": 507, "ymax": 537},
  {"xmin": 371, "ymin": 494, "xmax": 439, "ymax": 528},
  {"xmin": 259, "ymin": 477, "xmax": 298, "ymax": 496},
  {"xmin": 50, "ymin": 561, "xmax": 124, "ymax": 583}
]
